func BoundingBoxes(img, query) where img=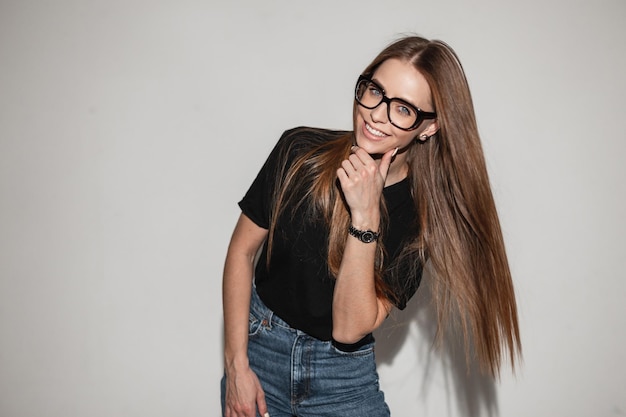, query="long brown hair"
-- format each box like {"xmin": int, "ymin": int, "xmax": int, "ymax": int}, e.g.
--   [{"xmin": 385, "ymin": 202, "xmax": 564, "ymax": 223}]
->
[{"xmin": 269, "ymin": 36, "xmax": 521, "ymax": 376}]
